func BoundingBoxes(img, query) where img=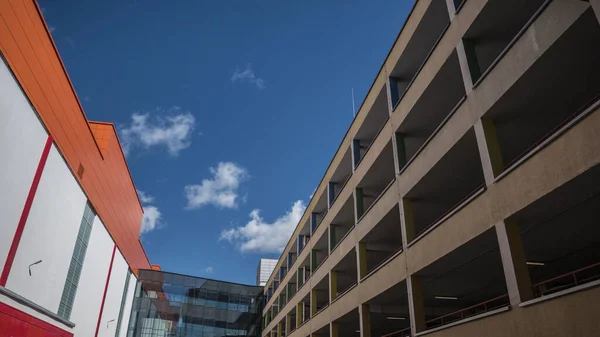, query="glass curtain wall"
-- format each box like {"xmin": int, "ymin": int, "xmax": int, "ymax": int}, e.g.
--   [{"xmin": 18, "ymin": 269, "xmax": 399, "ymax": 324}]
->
[{"xmin": 127, "ymin": 269, "xmax": 264, "ymax": 337}]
